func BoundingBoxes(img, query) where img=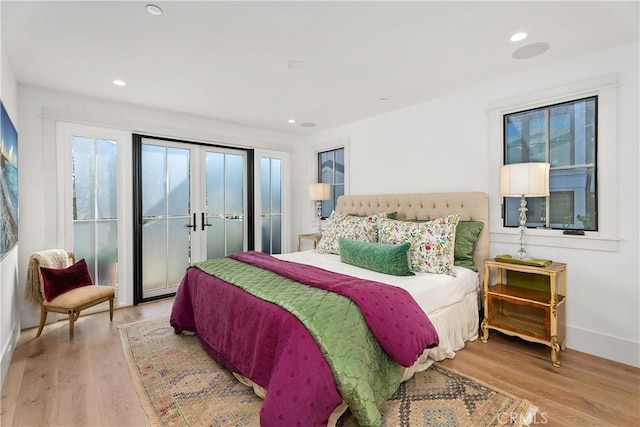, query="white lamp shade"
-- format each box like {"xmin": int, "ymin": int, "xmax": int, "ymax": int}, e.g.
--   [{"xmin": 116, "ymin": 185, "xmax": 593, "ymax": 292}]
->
[
  {"xmin": 500, "ymin": 162, "xmax": 550, "ymax": 197},
  {"xmin": 308, "ymin": 183, "xmax": 331, "ymax": 201}
]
